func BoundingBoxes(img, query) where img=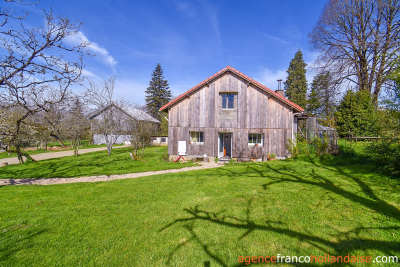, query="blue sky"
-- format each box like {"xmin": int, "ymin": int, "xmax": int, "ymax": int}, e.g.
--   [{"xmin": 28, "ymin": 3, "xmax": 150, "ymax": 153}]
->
[{"xmin": 25, "ymin": 0, "xmax": 328, "ymax": 105}]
